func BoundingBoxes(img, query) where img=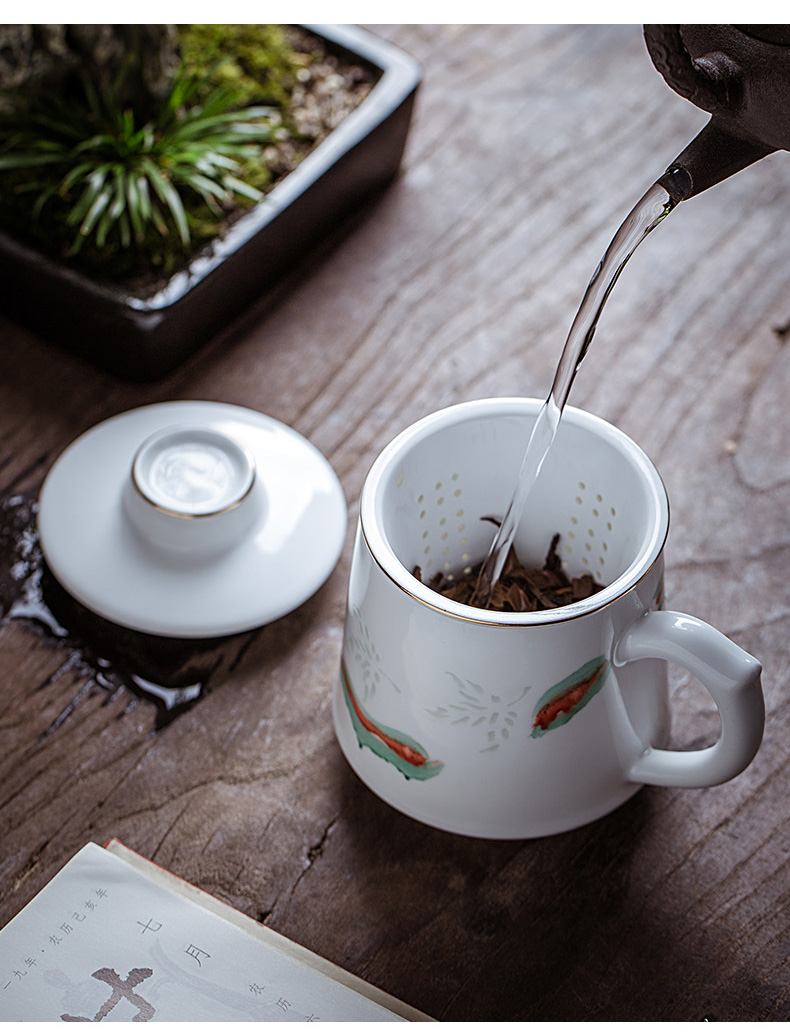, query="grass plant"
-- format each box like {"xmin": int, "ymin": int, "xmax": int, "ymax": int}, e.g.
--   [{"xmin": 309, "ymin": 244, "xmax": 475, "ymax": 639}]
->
[{"xmin": 0, "ymin": 26, "xmax": 305, "ymax": 282}]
